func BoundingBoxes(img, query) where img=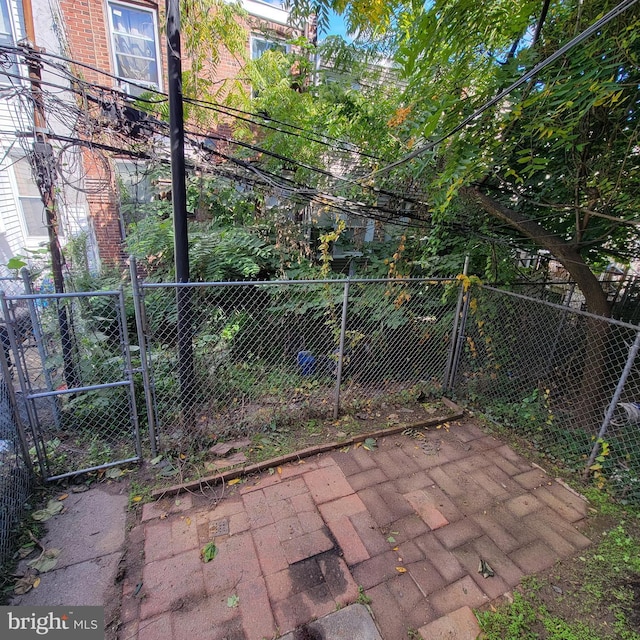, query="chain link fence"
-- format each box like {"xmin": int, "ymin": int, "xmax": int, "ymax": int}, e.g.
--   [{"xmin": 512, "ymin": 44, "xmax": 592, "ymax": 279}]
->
[
  {"xmin": 1, "ymin": 289, "xmax": 141, "ymax": 481},
  {"xmin": 3, "ymin": 273, "xmax": 640, "ymax": 507},
  {"xmin": 136, "ymin": 278, "xmax": 459, "ymax": 453},
  {"xmin": 453, "ymin": 286, "xmax": 640, "ymax": 500},
  {"xmin": 0, "ymin": 337, "xmax": 32, "ymax": 564}
]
